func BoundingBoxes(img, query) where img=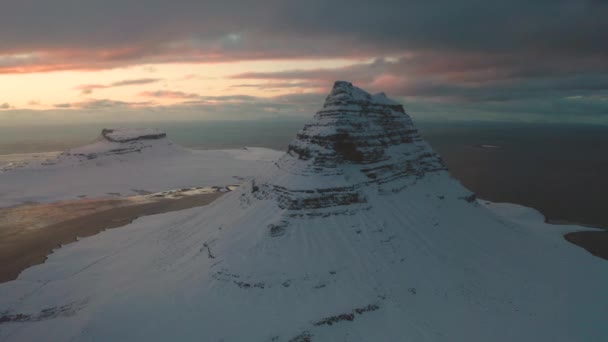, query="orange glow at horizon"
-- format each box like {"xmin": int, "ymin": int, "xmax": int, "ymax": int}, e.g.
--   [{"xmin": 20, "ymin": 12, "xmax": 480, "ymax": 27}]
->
[{"xmin": 0, "ymin": 58, "xmax": 365, "ymax": 110}]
